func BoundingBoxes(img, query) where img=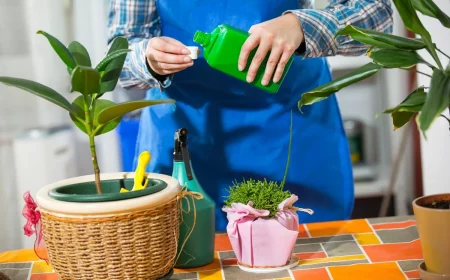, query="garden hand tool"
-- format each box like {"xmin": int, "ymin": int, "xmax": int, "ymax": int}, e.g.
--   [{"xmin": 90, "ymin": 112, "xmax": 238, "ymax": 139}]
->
[{"xmin": 120, "ymin": 151, "xmax": 151, "ymax": 193}]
